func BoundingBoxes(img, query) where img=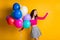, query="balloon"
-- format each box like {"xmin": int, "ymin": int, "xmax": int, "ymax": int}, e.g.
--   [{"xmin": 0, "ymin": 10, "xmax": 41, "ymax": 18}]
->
[
  {"xmin": 13, "ymin": 3, "xmax": 20, "ymax": 10},
  {"xmin": 12, "ymin": 10, "xmax": 22, "ymax": 19},
  {"xmin": 23, "ymin": 20, "xmax": 31, "ymax": 28},
  {"xmin": 6, "ymin": 16, "xmax": 14, "ymax": 25},
  {"xmin": 14, "ymin": 20, "xmax": 23, "ymax": 28},
  {"xmin": 19, "ymin": 18, "xmax": 23, "ymax": 20},
  {"xmin": 24, "ymin": 14, "xmax": 31, "ymax": 20},
  {"xmin": 21, "ymin": 6, "xmax": 28, "ymax": 16}
]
